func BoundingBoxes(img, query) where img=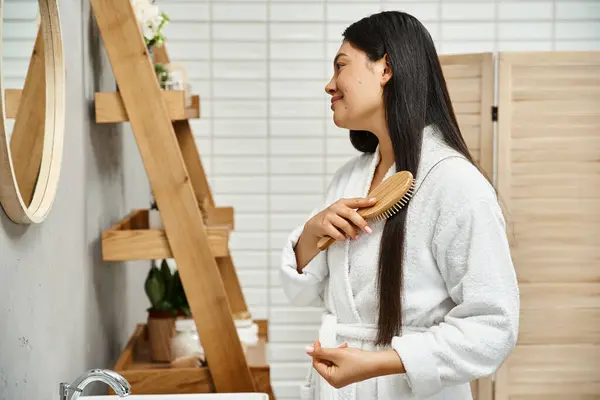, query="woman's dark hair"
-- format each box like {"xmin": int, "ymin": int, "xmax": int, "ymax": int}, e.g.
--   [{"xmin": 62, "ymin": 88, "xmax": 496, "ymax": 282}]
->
[{"xmin": 343, "ymin": 11, "xmax": 477, "ymax": 346}]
